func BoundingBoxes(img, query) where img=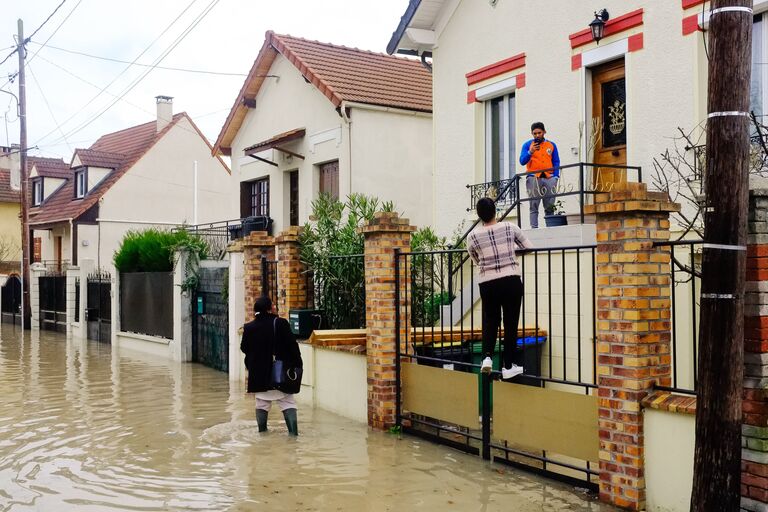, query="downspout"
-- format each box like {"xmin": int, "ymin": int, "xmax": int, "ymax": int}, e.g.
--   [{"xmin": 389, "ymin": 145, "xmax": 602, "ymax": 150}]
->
[
  {"xmin": 69, "ymin": 219, "xmax": 75, "ymax": 266},
  {"xmin": 340, "ymin": 101, "xmax": 352, "ymax": 196},
  {"xmin": 420, "ymin": 52, "xmax": 433, "ymax": 73}
]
